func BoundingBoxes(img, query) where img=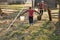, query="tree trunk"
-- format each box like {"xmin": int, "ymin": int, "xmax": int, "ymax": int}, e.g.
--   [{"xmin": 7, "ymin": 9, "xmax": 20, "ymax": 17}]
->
[{"xmin": 59, "ymin": 1, "xmax": 60, "ymax": 24}]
